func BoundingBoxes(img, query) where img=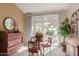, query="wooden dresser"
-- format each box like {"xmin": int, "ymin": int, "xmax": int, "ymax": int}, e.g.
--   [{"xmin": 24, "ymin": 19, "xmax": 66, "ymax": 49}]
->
[{"xmin": 0, "ymin": 31, "xmax": 23, "ymax": 56}]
